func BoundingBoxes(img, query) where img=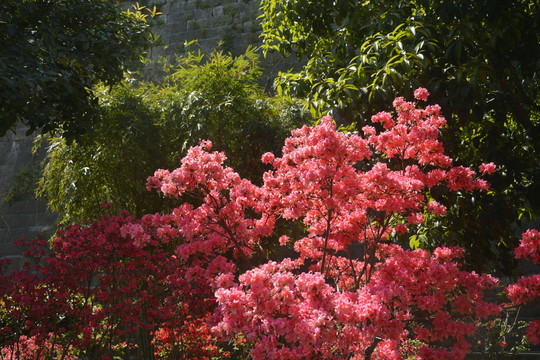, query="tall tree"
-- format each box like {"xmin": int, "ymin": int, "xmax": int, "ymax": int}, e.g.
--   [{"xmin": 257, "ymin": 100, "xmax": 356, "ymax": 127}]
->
[
  {"xmin": 260, "ymin": 0, "xmax": 540, "ymax": 273},
  {"xmin": 0, "ymin": 0, "xmax": 154, "ymax": 140}
]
